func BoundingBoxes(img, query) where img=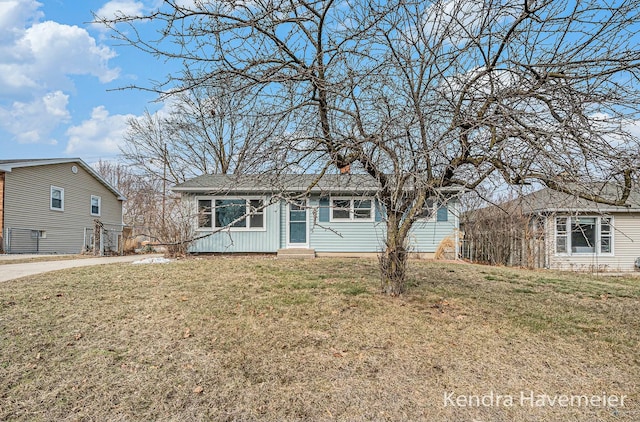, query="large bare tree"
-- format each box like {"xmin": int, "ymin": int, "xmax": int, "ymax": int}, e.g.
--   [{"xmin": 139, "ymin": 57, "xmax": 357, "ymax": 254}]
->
[
  {"xmin": 98, "ymin": 0, "xmax": 640, "ymax": 294},
  {"xmin": 120, "ymin": 78, "xmax": 278, "ymax": 185}
]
